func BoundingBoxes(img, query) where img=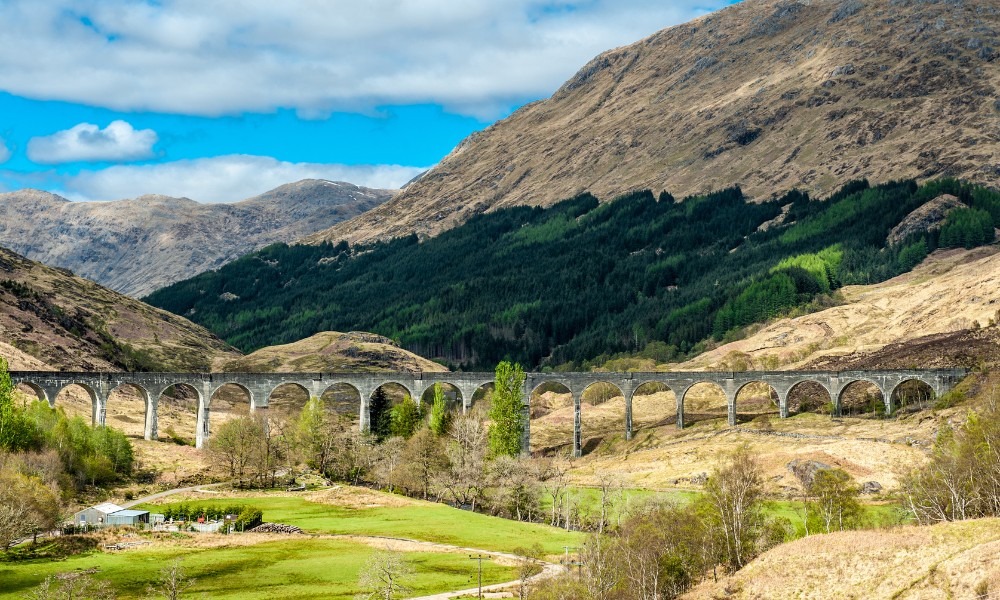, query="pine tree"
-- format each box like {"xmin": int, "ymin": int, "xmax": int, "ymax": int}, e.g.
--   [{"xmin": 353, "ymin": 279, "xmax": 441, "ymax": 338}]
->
[
  {"xmin": 369, "ymin": 387, "xmax": 392, "ymax": 441},
  {"xmin": 488, "ymin": 361, "xmax": 526, "ymax": 458}
]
